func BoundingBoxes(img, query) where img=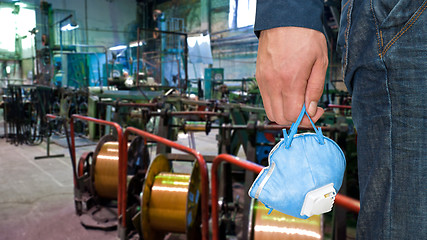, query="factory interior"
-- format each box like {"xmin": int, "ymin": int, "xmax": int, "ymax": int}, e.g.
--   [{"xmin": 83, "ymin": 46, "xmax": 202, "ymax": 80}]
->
[{"xmin": 0, "ymin": 0, "xmax": 359, "ymax": 239}]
